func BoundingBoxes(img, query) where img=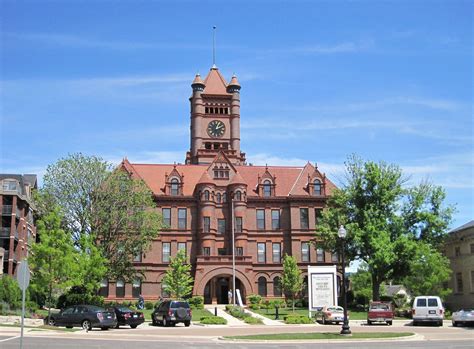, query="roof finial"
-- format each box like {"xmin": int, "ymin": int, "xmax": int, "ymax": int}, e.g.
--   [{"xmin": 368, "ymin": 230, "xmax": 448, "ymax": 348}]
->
[{"xmin": 212, "ymin": 25, "xmax": 217, "ymax": 69}]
